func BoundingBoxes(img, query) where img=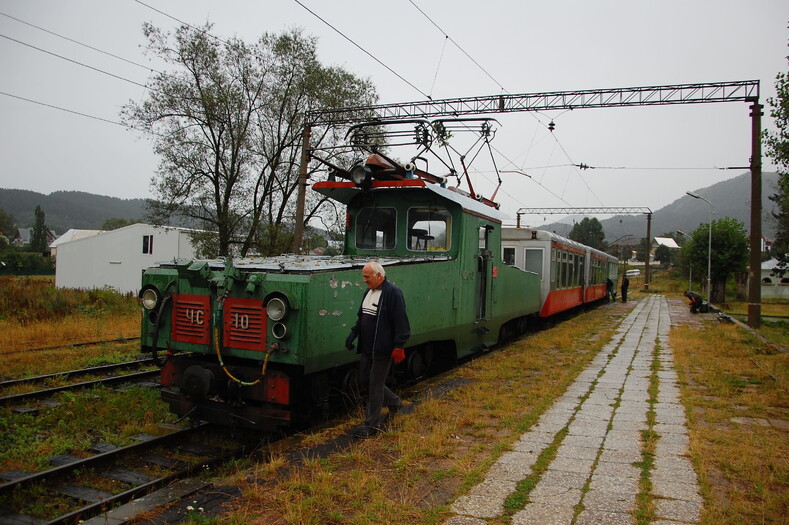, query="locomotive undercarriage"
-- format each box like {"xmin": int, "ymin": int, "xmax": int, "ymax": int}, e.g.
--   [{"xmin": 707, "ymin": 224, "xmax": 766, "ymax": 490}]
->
[
  {"xmin": 161, "ymin": 359, "xmax": 358, "ymax": 431},
  {"xmin": 157, "ymin": 341, "xmax": 457, "ymax": 431}
]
